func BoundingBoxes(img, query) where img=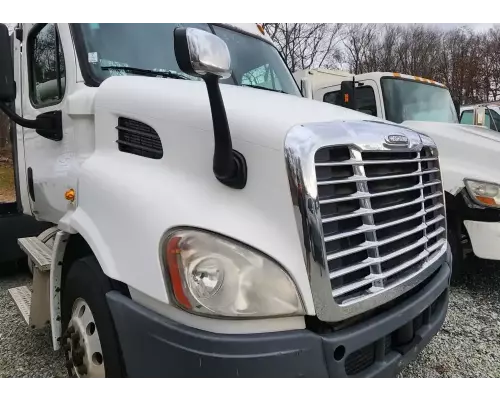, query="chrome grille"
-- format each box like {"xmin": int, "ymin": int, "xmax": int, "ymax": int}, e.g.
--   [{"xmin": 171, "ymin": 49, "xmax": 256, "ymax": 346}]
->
[{"xmin": 315, "ymin": 145, "xmax": 446, "ymax": 305}]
